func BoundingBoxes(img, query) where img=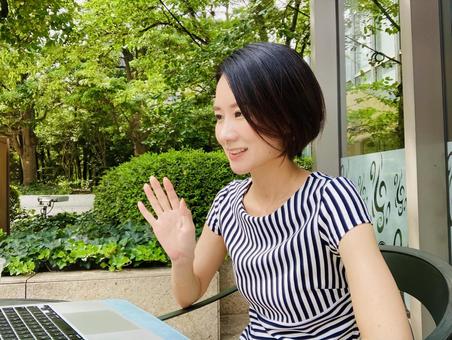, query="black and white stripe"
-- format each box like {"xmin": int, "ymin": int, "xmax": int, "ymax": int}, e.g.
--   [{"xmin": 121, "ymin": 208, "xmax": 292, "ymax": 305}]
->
[{"xmin": 207, "ymin": 172, "xmax": 371, "ymax": 339}]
